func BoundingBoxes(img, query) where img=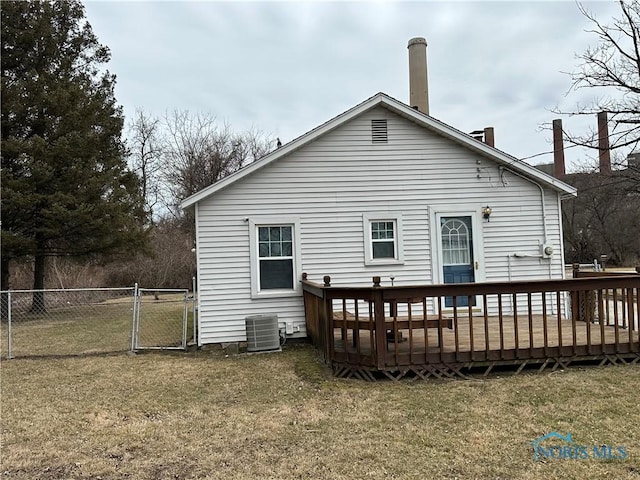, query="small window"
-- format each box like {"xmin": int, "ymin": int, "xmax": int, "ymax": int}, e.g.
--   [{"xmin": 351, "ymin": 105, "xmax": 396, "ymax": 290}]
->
[
  {"xmin": 371, "ymin": 119, "xmax": 388, "ymax": 143},
  {"xmin": 363, "ymin": 213, "xmax": 404, "ymax": 266},
  {"xmin": 371, "ymin": 221, "xmax": 395, "ymax": 258}
]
